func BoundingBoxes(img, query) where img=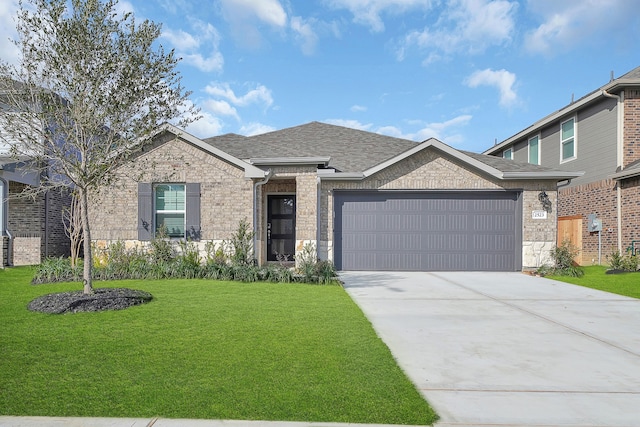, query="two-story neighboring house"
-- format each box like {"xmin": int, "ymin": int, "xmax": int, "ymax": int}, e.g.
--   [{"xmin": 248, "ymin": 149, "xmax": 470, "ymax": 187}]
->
[
  {"xmin": 484, "ymin": 66, "xmax": 640, "ymax": 265},
  {"xmin": 1, "ymin": 98, "xmax": 71, "ymax": 267}
]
